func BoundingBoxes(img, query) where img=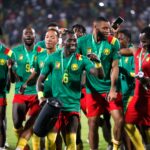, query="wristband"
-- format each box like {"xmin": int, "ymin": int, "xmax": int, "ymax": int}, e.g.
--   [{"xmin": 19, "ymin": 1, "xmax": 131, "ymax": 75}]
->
[{"xmin": 38, "ymin": 91, "xmax": 44, "ymax": 99}]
